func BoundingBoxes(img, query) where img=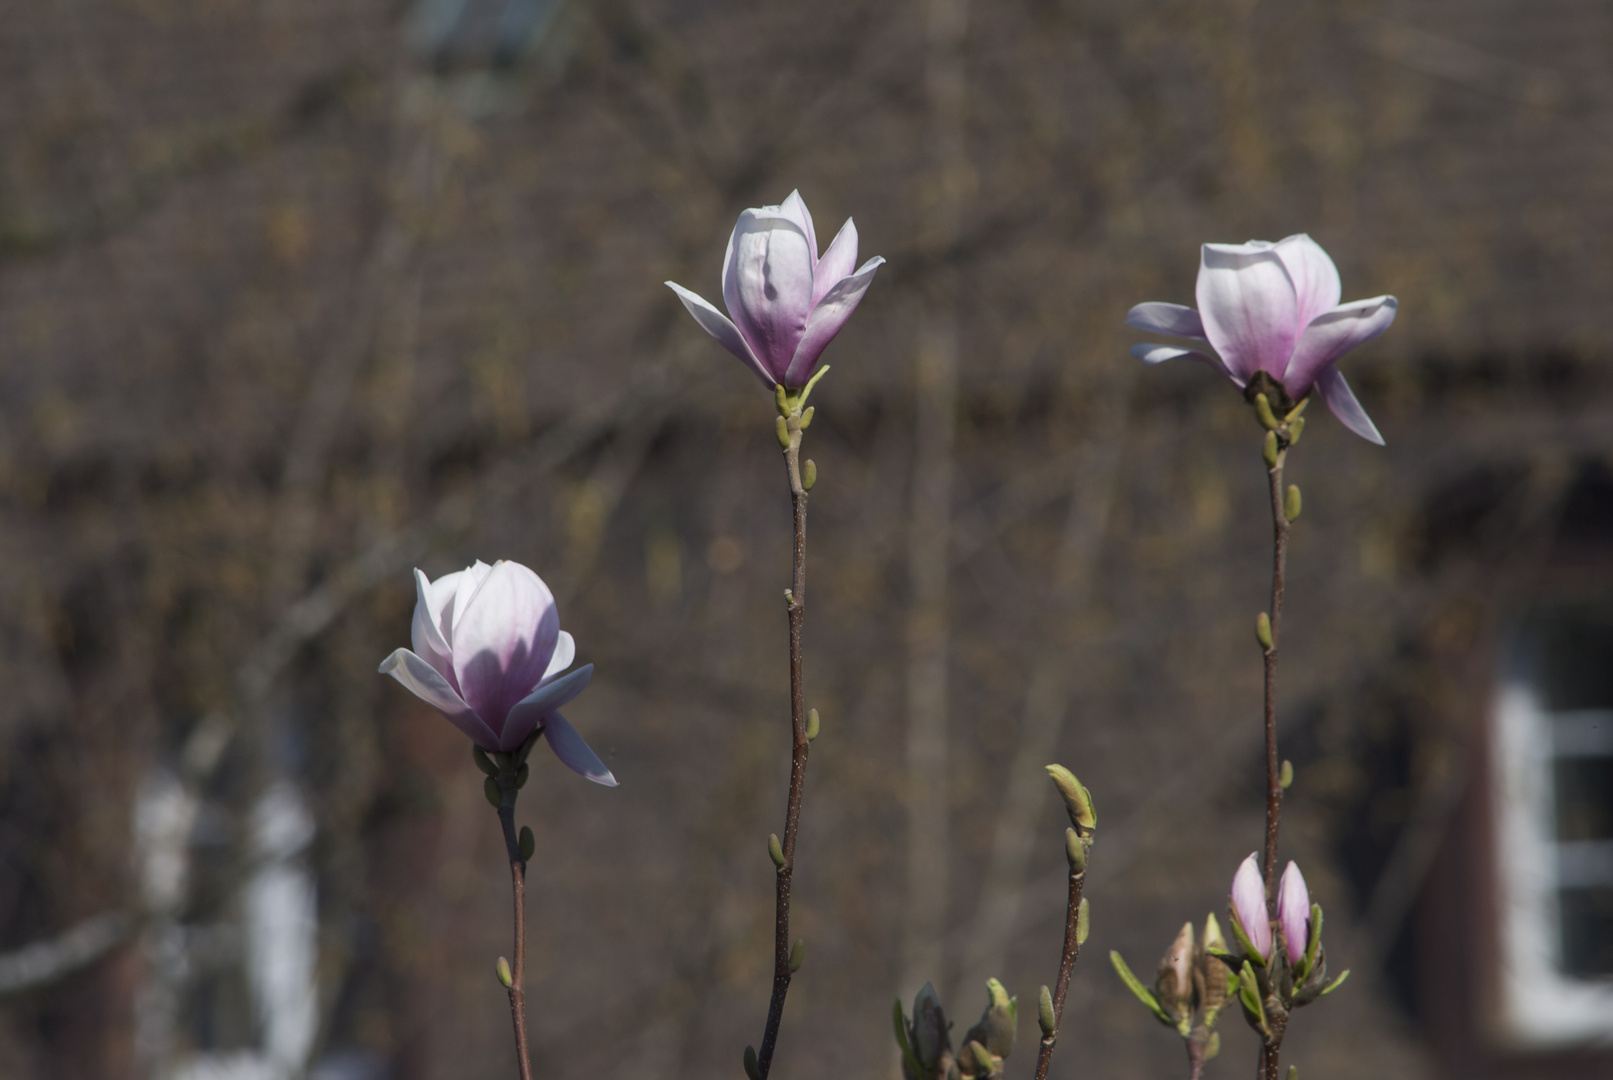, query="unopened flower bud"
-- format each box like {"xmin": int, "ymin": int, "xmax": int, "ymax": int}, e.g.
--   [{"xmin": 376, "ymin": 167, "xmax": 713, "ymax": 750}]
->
[
  {"xmin": 911, "ymin": 983, "xmax": 951, "ymax": 1071},
  {"xmin": 1230, "ymin": 854, "xmax": 1273, "ymax": 963},
  {"xmin": 1277, "ymin": 861, "xmax": 1311, "ymax": 964},
  {"xmin": 1045, "ymin": 764, "xmax": 1096, "ymax": 832},
  {"xmin": 1156, "ymin": 921, "xmax": 1195, "ymax": 1023}
]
